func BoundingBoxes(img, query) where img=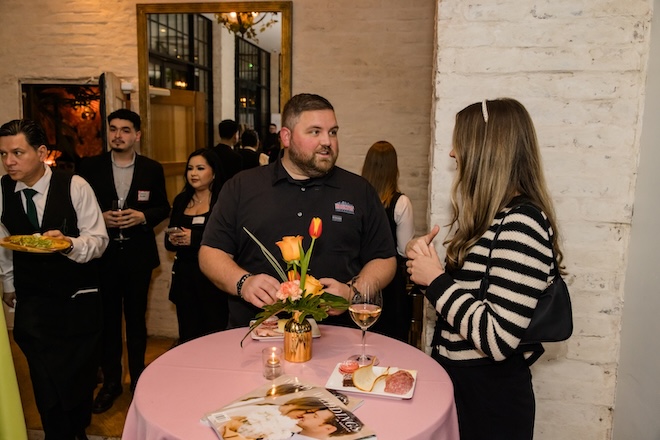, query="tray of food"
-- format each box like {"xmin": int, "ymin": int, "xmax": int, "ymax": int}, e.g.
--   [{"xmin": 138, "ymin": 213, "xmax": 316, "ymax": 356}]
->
[
  {"xmin": 325, "ymin": 360, "xmax": 417, "ymax": 399},
  {"xmin": 0, "ymin": 235, "xmax": 71, "ymax": 253},
  {"xmin": 249, "ymin": 317, "xmax": 321, "ymax": 340}
]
